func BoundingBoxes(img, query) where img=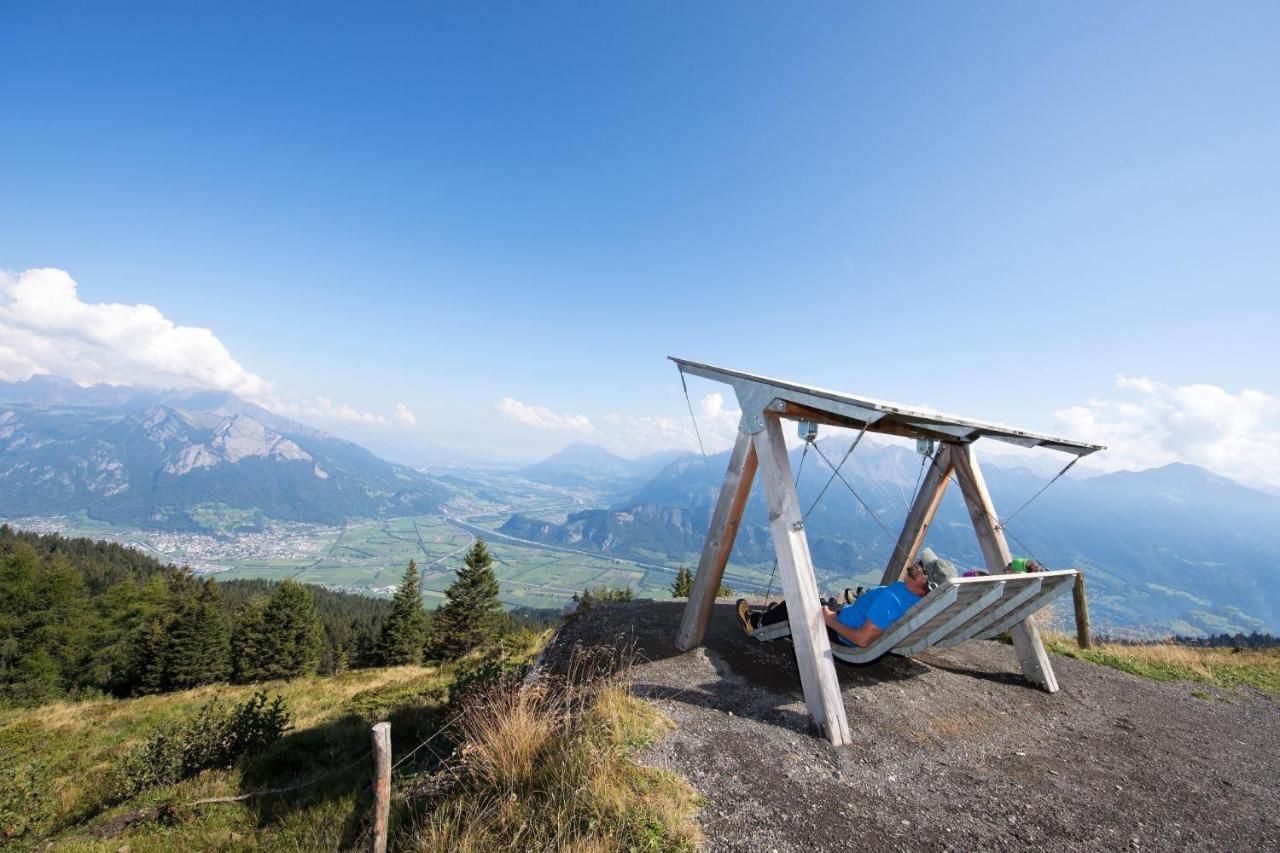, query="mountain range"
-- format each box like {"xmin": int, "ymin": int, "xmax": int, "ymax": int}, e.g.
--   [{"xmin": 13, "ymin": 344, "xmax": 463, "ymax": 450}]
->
[
  {"xmin": 500, "ymin": 439, "xmax": 1280, "ymax": 635},
  {"xmin": 4, "ymin": 376, "xmax": 1277, "ymax": 635},
  {"xmin": 0, "ymin": 377, "xmax": 449, "ymax": 531},
  {"xmin": 517, "ymin": 442, "xmax": 690, "ymax": 496}
]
